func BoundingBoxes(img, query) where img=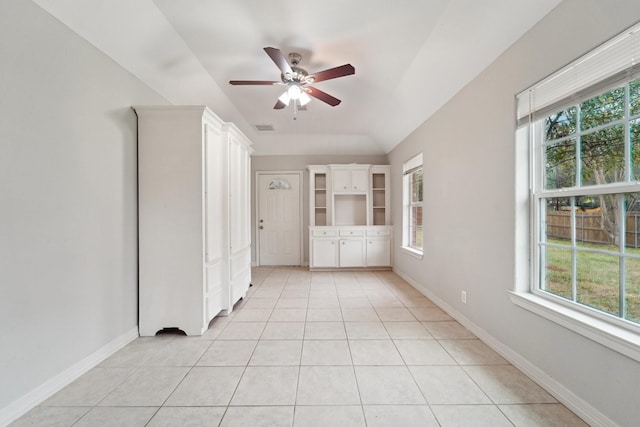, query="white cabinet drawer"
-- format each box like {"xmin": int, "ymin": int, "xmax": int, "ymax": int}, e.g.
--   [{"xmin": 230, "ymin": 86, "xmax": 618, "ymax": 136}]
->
[
  {"xmin": 312, "ymin": 229, "xmax": 337, "ymax": 237},
  {"xmin": 339, "ymin": 229, "xmax": 365, "ymax": 237},
  {"xmin": 366, "ymin": 228, "xmax": 391, "ymax": 236}
]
